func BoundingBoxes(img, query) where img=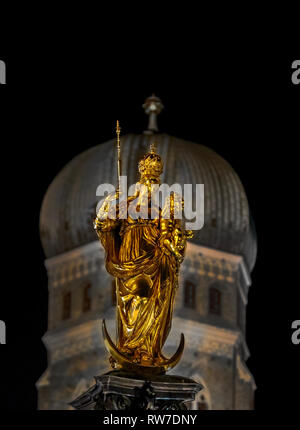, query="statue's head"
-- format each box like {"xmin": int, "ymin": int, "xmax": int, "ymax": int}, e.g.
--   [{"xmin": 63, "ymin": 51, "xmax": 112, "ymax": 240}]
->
[{"xmin": 138, "ymin": 142, "xmax": 163, "ymax": 184}]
